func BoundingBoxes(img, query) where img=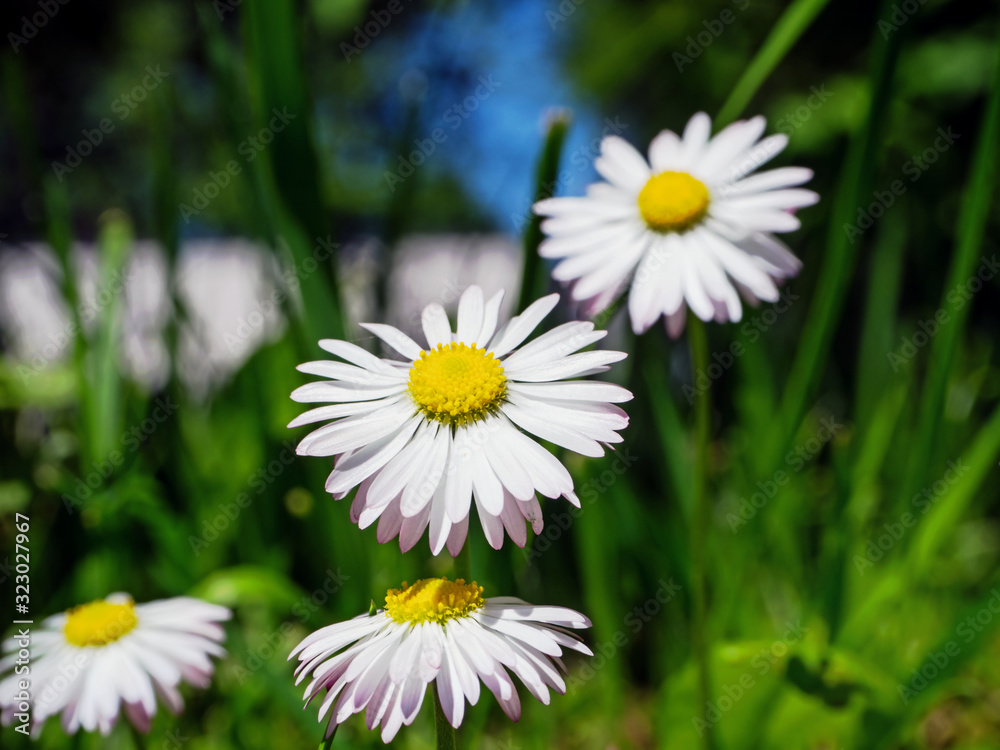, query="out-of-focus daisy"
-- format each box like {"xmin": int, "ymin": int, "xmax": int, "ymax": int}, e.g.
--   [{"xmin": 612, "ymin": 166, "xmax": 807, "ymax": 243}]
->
[
  {"xmin": 534, "ymin": 112, "xmax": 818, "ymax": 337},
  {"xmin": 0, "ymin": 593, "xmax": 230, "ymax": 736},
  {"xmin": 290, "ymin": 577, "xmax": 591, "ymax": 743},
  {"xmin": 289, "ymin": 285, "xmax": 631, "ymax": 555}
]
